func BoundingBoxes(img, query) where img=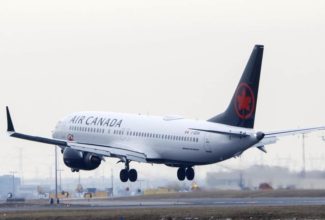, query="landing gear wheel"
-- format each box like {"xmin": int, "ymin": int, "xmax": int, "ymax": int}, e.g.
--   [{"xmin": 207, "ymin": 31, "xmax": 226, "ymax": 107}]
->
[
  {"xmin": 177, "ymin": 167, "xmax": 186, "ymax": 181},
  {"xmin": 186, "ymin": 167, "xmax": 195, "ymax": 181},
  {"xmin": 120, "ymin": 169, "xmax": 129, "ymax": 182},
  {"xmin": 129, "ymin": 169, "xmax": 138, "ymax": 182}
]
